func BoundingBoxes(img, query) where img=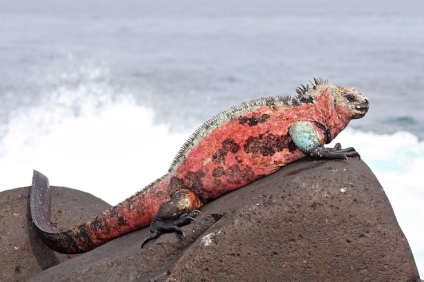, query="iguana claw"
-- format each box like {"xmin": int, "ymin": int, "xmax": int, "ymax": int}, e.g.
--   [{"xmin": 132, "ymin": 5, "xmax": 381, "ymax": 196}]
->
[
  {"xmin": 310, "ymin": 143, "xmax": 361, "ymax": 160},
  {"xmin": 141, "ymin": 210, "xmax": 201, "ymax": 248}
]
